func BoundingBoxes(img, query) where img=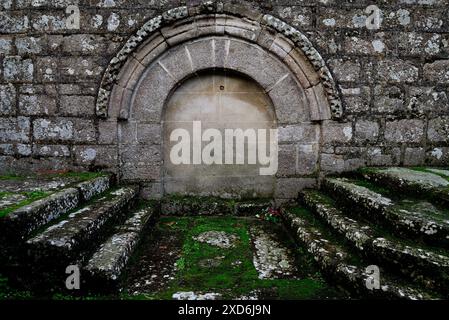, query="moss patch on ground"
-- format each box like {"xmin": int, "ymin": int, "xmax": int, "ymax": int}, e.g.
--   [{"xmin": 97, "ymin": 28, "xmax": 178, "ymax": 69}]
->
[
  {"xmin": 0, "ymin": 171, "xmax": 106, "ymax": 182},
  {"xmin": 124, "ymin": 216, "xmax": 343, "ymax": 300},
  {"xmin": 0, "ymin": 274, "xmax": 32, "ymax": 300}
]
